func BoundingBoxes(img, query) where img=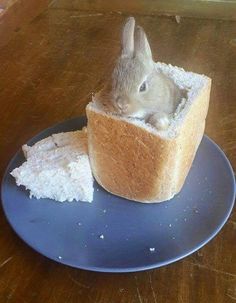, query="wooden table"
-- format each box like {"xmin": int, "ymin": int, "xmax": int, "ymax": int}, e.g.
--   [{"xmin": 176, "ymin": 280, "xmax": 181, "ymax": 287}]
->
[{"xmin": 0, "ymin": 6, "xmax": 235, "ymax": 303}]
